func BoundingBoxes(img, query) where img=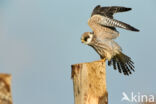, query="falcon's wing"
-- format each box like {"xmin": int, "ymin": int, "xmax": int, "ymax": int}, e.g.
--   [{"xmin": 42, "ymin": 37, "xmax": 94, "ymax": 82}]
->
[
  {"xmin": 88, "ymin": 16, "xmax": 120, "ymax": 39},
  {"xmin": 91, "ymin": 5, "xmax": 132, "ymax": 19},
  {"xmin": 90, "ymin": 15, "xmax": 139, "ymax": 32},
  {"xmin": 94, "ymin": 28, "xmax": 119, "ymax": 40},
  {"xmin": 101, "ymin": 25, "xmax": 118, "ymax": 32}
]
